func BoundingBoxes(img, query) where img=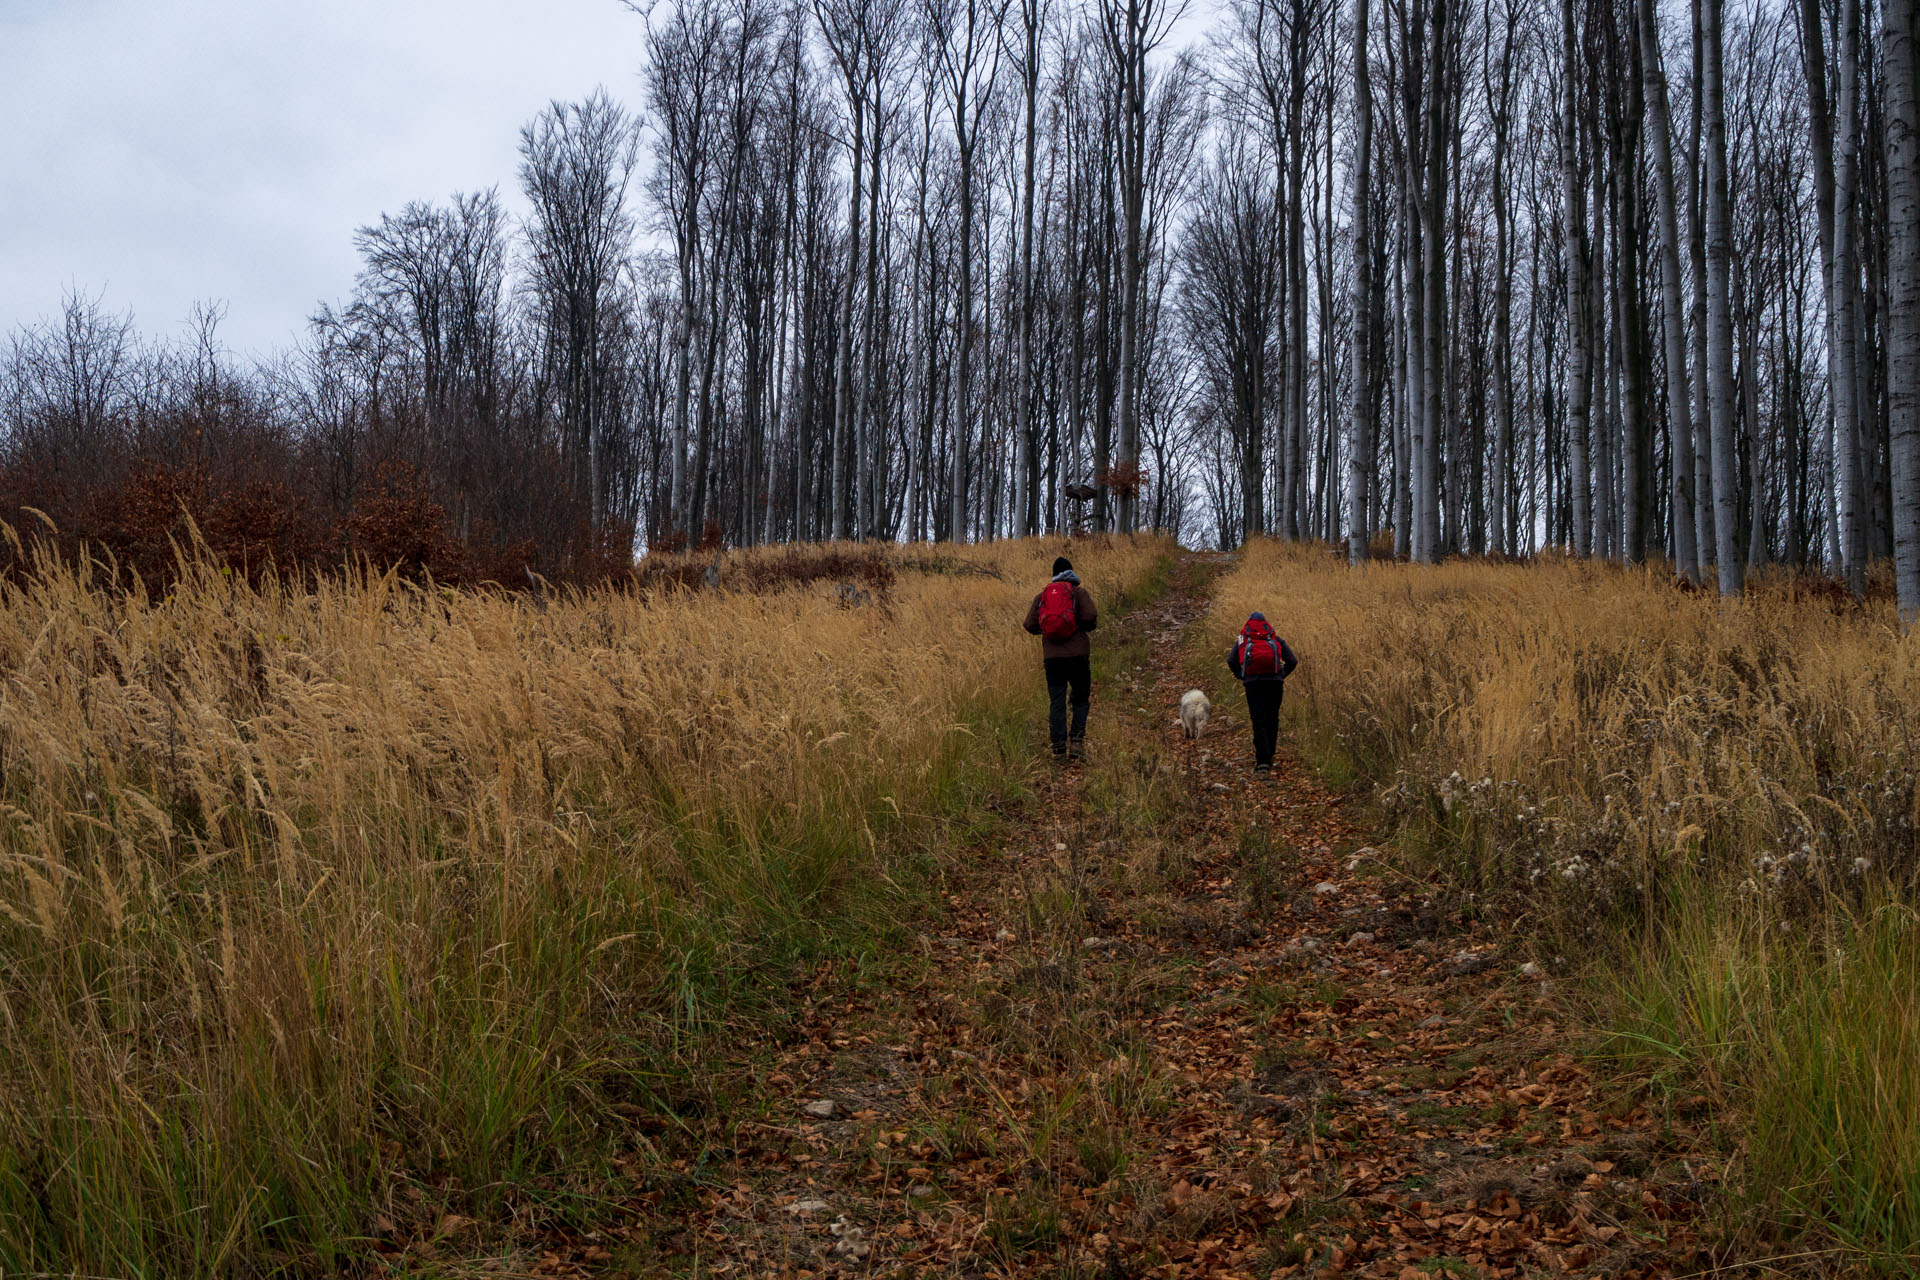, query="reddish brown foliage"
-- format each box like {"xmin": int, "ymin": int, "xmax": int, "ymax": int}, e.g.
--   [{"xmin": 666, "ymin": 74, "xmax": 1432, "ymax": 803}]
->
[
  {"xmin": 339, "ymin": 463, "xmax": 462, "ymax": 582},
  {"xmin": 1097, "ymin": 460, "xmax": 1146, "ymax": 499},
  {"xmin": 632, "ymin": 545, "xmax": 898, "ymax": 598},
  {"xmin": 0, "ymin": 459, "xmax": 635, "ymax": 593},
  {"xmin": 1747, "ymin": 569, "xmax": 1881, "ymax": 613}
]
